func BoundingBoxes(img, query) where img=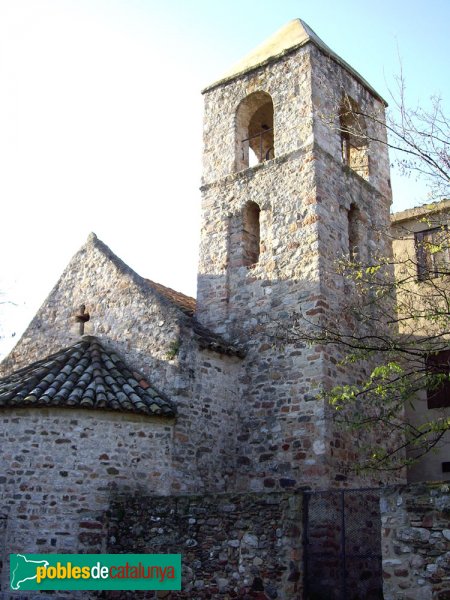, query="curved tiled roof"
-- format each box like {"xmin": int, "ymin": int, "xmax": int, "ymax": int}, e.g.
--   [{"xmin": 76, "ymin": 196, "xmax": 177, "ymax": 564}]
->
[{"xmin": 0, "ymin": 336, "xmax": 175, "ymax": 417}]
